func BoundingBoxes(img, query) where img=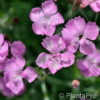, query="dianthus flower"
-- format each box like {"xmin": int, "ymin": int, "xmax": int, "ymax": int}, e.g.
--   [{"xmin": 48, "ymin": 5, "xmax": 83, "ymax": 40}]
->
[
  {"xmin": 4, "ymin": 56, "xmax": 38, "ymax": 94},
  {"xmin": 62, "ymin": 16, "xmax": 99, "ymax": 55},
  {"xmin": 77, "ymin": 49, "xmax": 100, "ymax": 77},
  {"xmin": 30, "ymin": 0, "xmax": 64, "ymax": 36},
  {"xmin": 36, "ymin": 35, "xmax": 75, "ymax": 74}
]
